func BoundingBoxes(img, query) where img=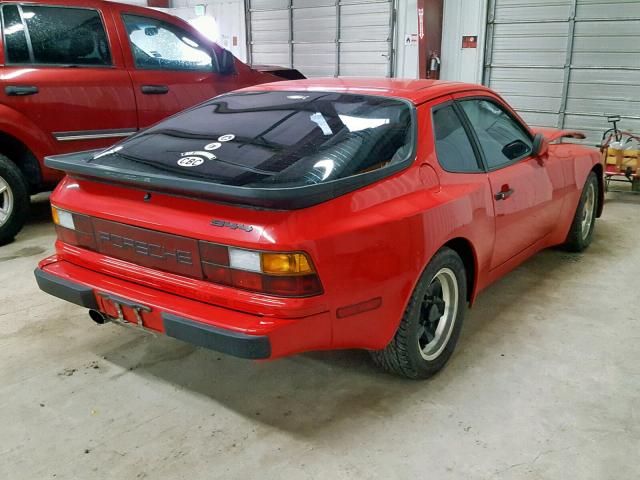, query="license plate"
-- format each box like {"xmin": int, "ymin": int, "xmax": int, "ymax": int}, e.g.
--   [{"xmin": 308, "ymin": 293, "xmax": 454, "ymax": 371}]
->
[{"xmin": 97, "ymin": 292, "xmax": 152, "ymax": 328}]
